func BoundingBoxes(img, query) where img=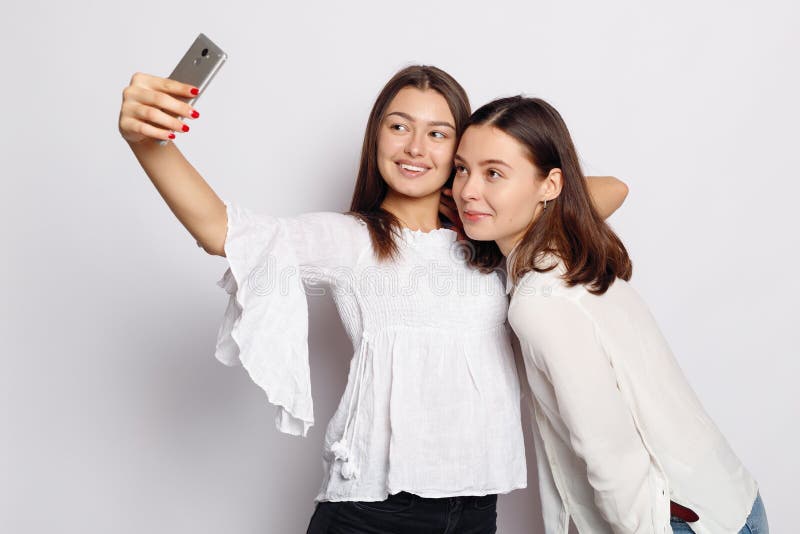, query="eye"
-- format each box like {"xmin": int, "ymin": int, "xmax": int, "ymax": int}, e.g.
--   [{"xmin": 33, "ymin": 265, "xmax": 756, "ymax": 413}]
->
[
  {"xmin": 430, "ymin": 130, "xmax": 447, "ymax": 139},
  {"xmin": 390, "ymin": 123, "xmax": 409, "ymax": 132},
  {"xmin": 454, "ymin": 164, "xmax": 468, "ymax": 176},
  {"xmin": 487, "ymin": 169, "xmax": 503, "ymax": 181}
]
